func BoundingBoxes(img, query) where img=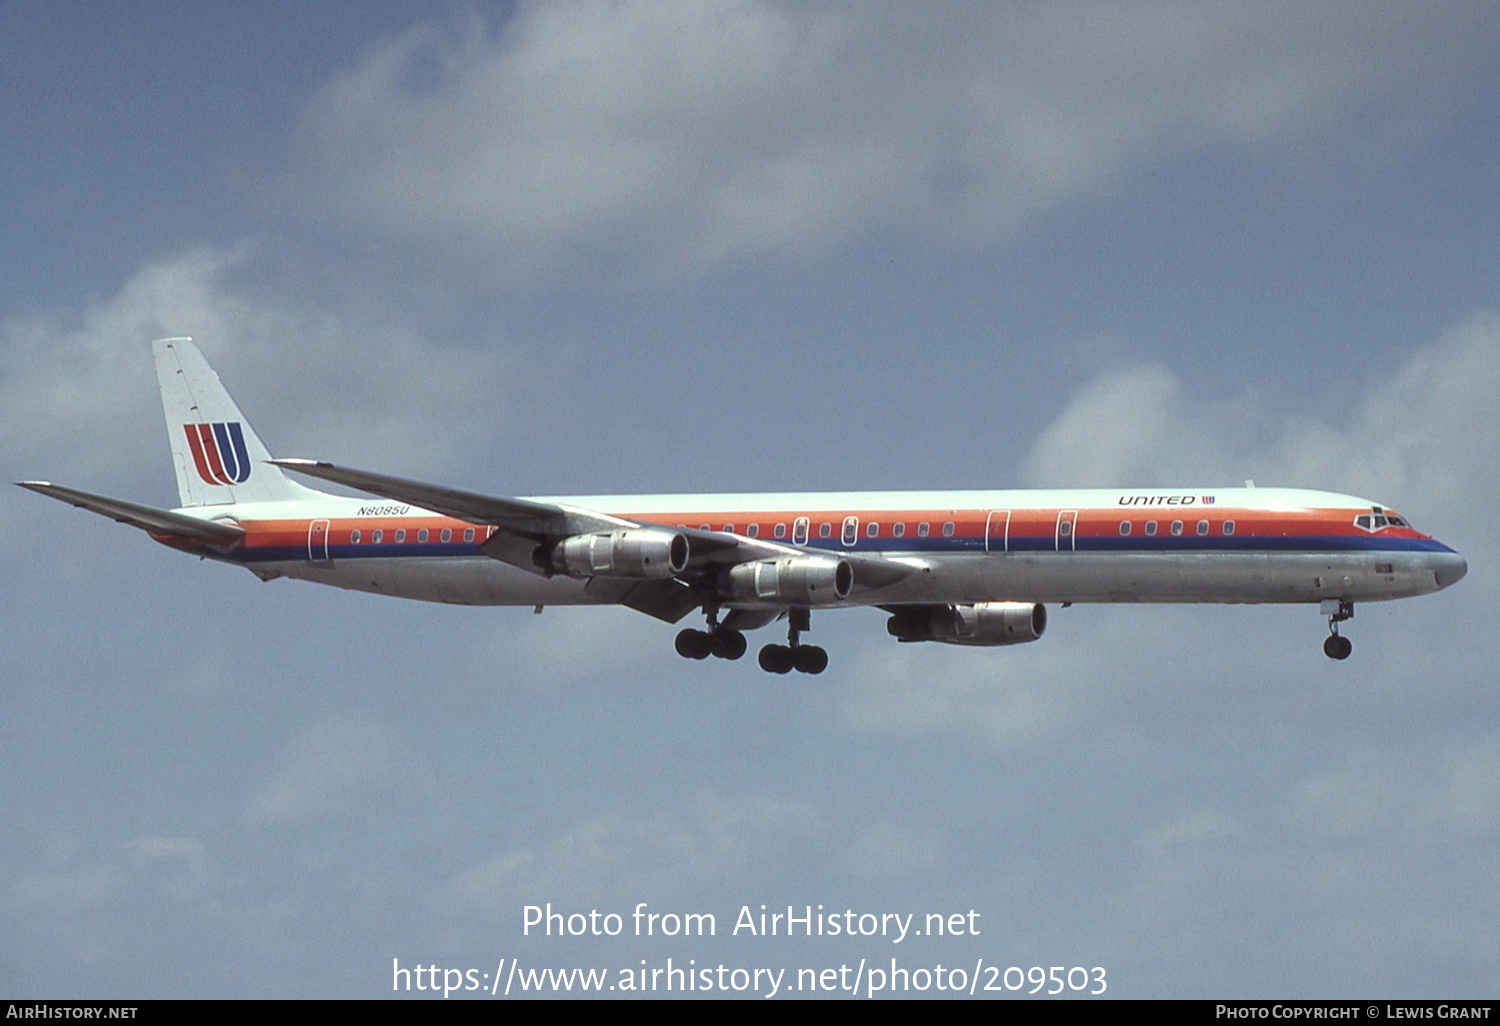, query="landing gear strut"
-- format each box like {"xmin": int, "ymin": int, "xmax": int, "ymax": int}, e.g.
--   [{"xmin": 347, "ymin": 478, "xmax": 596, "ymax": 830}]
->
[
  {"xmin": 675, "ymin": 606, "xmax": 747, "ymax": 661},
  {"xmin": 757, "ymin": 608, "xmax": 828, "ymax": 675},
  {"xmin": 1321, "ymin": 599, "xmax": 1353, "ymax": 660}
]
